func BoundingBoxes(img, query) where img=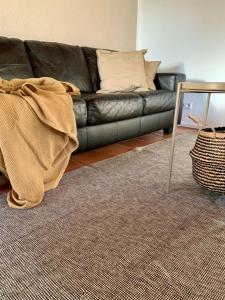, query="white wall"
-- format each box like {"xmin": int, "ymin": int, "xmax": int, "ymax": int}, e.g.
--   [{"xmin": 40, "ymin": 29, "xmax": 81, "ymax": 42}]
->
[
  {"xmin": 138, "ymin": 0, "xmax": 225, "ymax": 127},
  {"xmin": 0, "ymin": 0, "xmax": 138, "ymax": 51}
]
